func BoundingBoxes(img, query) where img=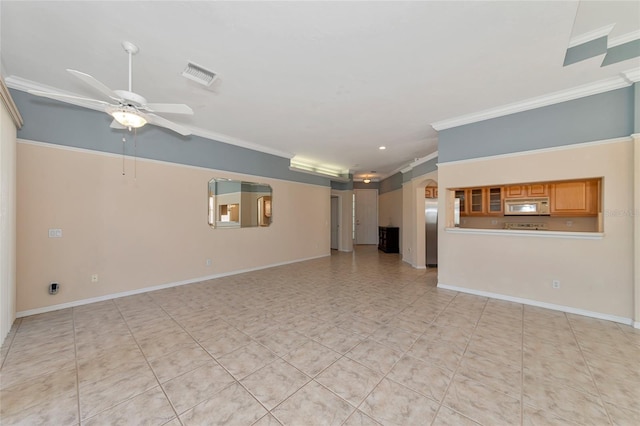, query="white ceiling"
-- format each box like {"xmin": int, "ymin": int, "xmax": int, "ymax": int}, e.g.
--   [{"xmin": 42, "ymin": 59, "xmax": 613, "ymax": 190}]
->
[{"xmin": 2, "ymin": 1, "xmax": 639, "ymax": 180}]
